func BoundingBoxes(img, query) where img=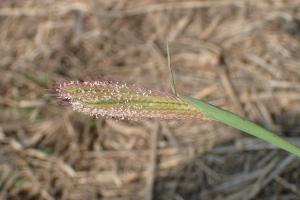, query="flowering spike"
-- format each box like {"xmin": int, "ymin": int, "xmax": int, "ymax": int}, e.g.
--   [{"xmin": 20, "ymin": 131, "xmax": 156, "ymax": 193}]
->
[{"xmin": 56, "ymin": 81, "xmax": 207, "ymax": 120}]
